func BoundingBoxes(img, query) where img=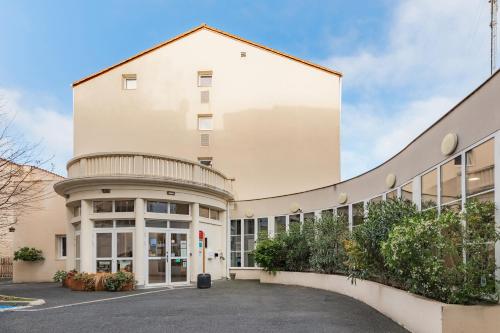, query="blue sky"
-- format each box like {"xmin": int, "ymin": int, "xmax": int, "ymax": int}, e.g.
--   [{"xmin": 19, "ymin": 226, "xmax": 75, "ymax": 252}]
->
[{"xmin": 0, "ymin": 0, "xmax": 494, "ymax": 179}]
